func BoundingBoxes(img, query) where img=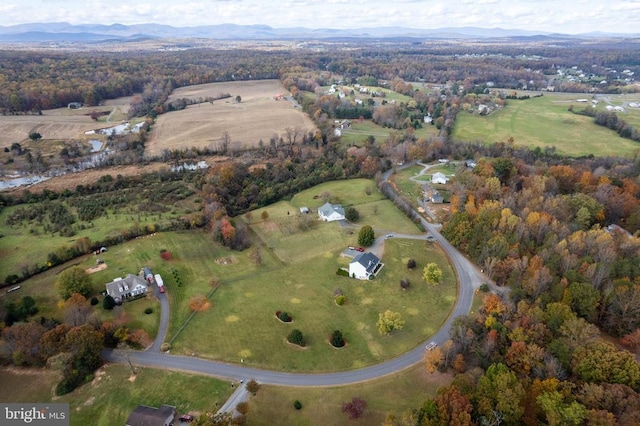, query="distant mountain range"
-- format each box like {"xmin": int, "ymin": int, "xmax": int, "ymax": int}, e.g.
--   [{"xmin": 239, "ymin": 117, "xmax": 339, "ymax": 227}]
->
[{"xmin": 0, "ymin": 22, "xmax": 637, "ymax": 43}]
